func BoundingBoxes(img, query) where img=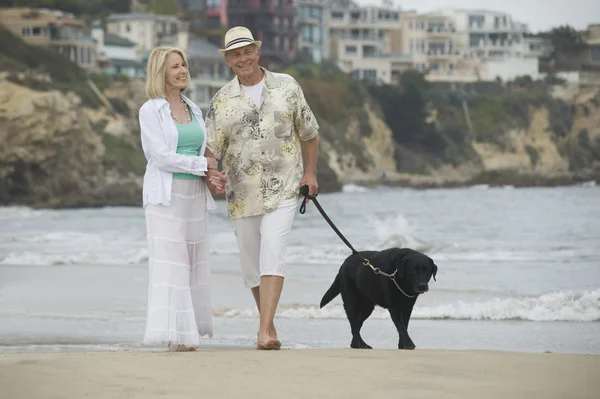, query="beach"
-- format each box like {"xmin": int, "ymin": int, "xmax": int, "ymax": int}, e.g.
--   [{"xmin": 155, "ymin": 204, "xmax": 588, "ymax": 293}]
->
[
  {"xmin": 1, "ymin": 349, "xmax": 598, "ymax": 398},
  {"xmin": 1, "ymin": 184, "xmax": 599, "ymax": 397}
]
